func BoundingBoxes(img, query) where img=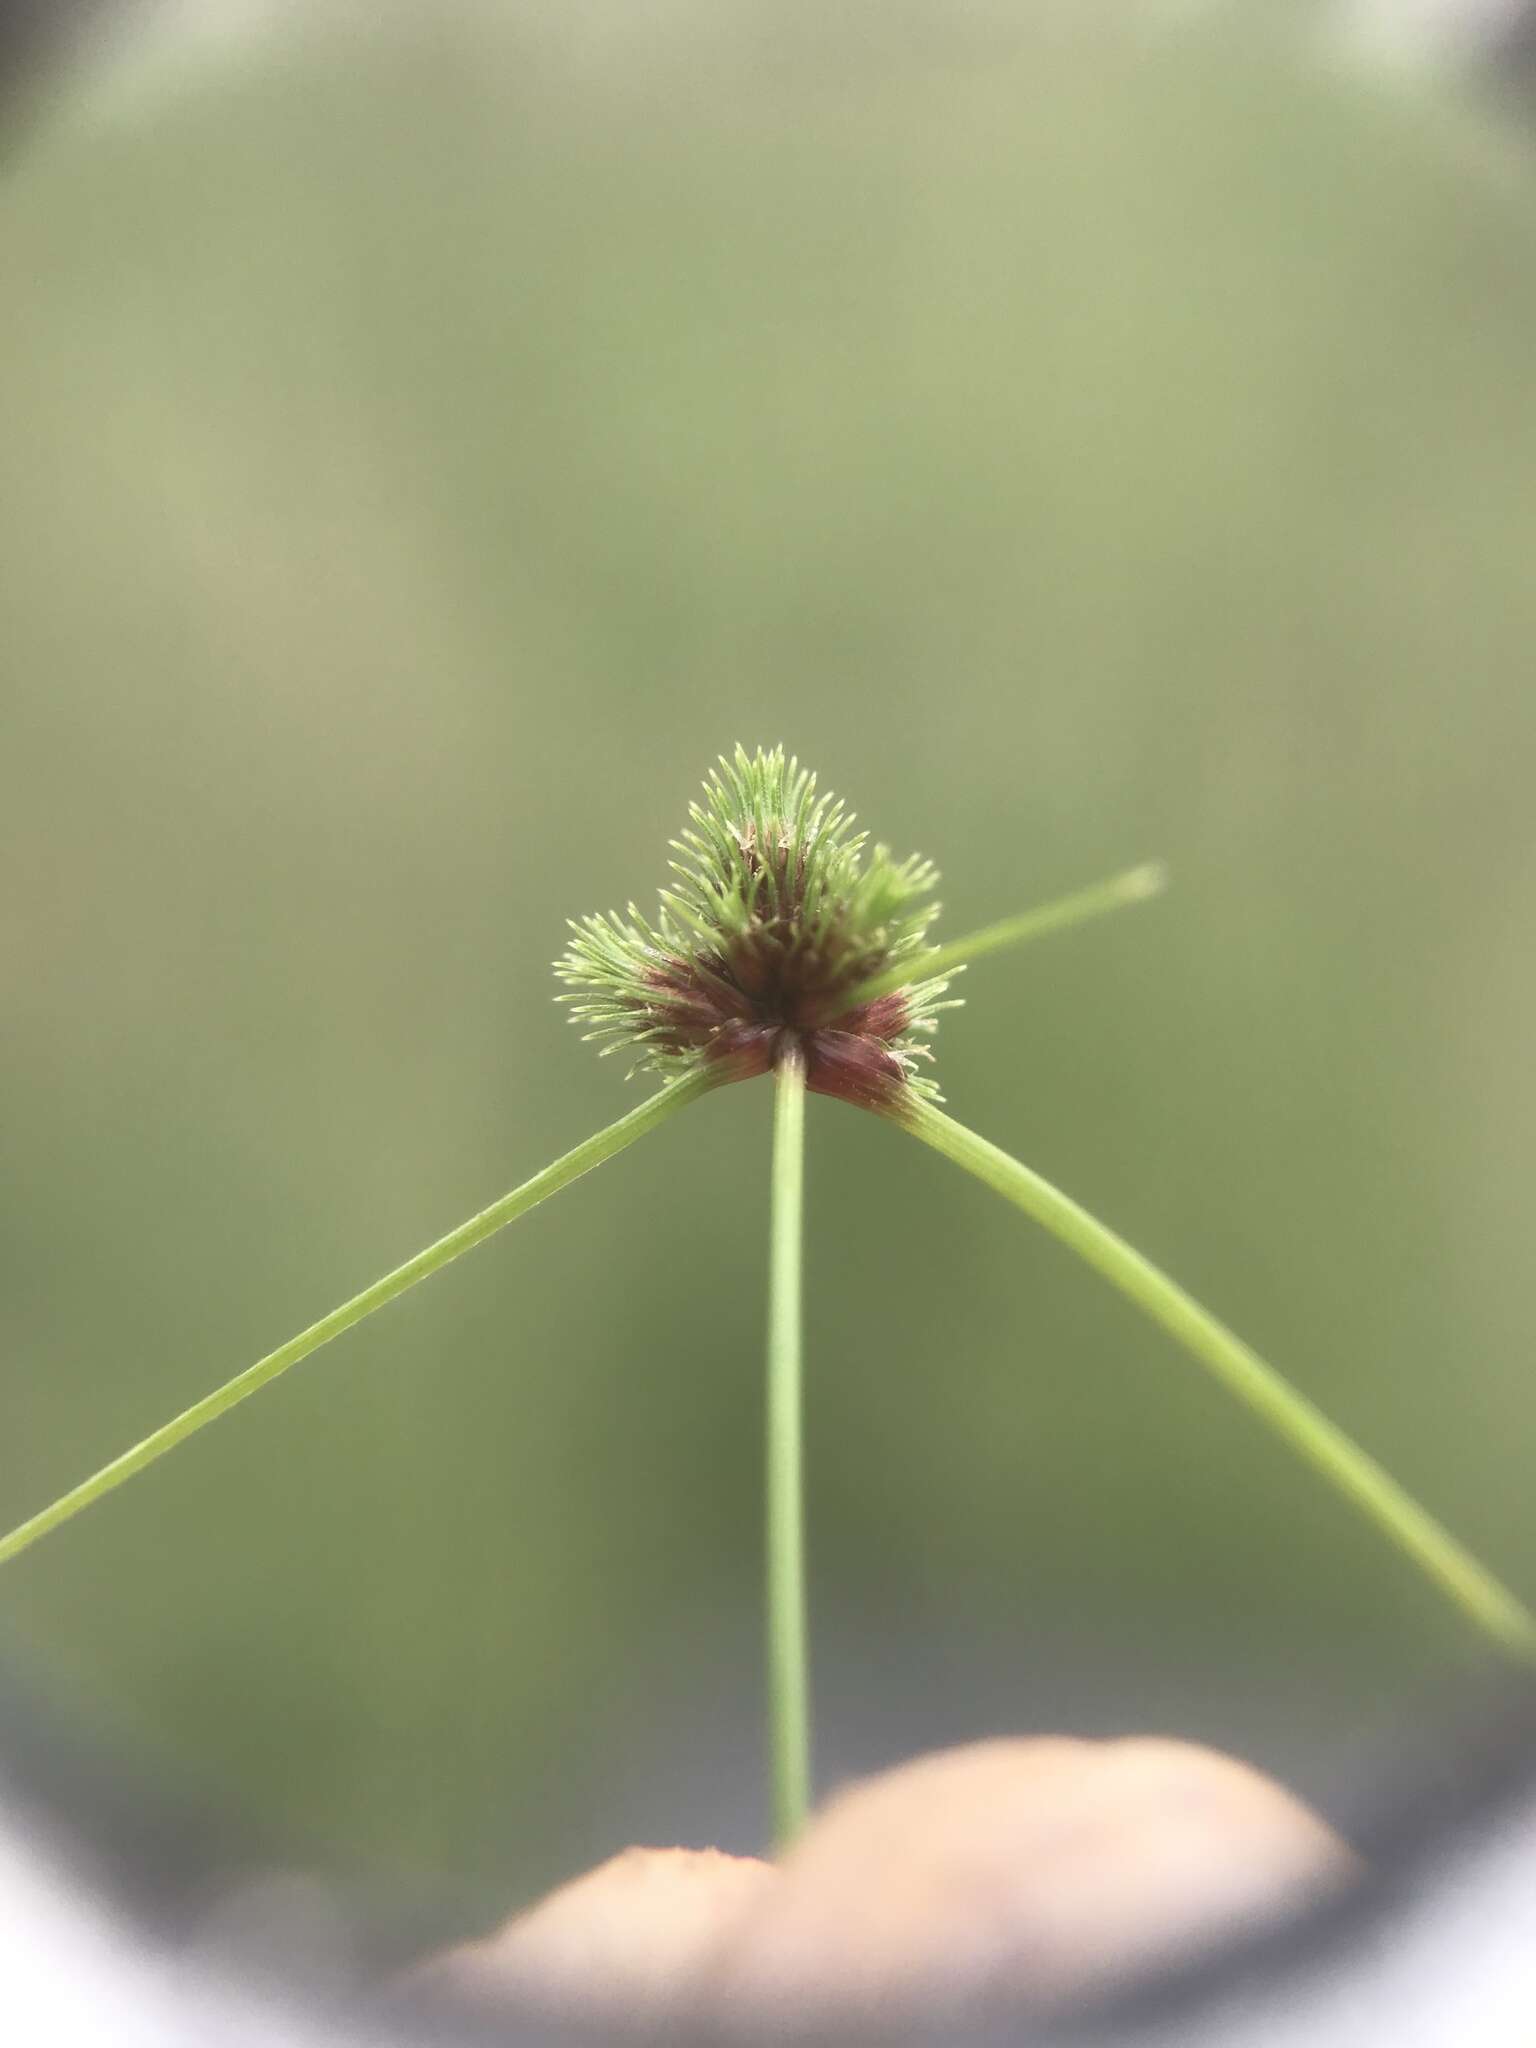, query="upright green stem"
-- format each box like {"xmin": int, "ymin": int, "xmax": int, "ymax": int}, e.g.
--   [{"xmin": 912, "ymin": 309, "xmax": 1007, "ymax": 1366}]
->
[
  {"xmin": 767, "ymin": 1042, "xmax": 812, "ymax": 1845},
  {"xmin": 895, "ymin": 1097, "xmax": 1536, "ymax": 1660},
  {"xmin": 0, "ymin": 1072, "xmax": 718, "ymax": 1569}
]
